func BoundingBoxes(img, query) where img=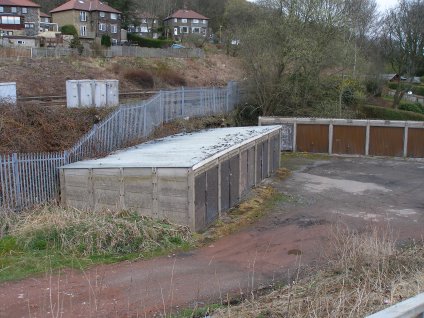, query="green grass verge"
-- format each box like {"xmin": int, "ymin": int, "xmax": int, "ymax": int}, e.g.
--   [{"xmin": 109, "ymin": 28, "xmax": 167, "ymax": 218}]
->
[{"xmin": 0, "ymin": 207, "xmax": 193, "ymax": 282}]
